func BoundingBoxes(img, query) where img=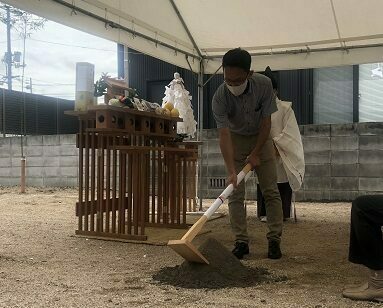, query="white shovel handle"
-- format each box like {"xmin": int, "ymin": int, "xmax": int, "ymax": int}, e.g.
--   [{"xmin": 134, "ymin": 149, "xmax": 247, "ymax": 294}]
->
[{"xmin": 204, "ymin": 163, "xmax": 252, "ymax": 218}]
